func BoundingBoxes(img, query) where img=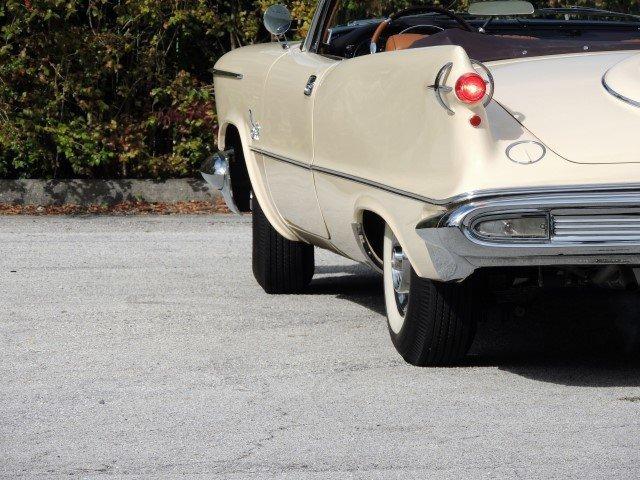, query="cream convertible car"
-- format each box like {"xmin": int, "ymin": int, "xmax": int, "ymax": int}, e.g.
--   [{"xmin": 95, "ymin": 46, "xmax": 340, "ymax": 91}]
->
[{"xmin": 204, "ymin": 0, "xmax": 640, "ymax": 366}]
